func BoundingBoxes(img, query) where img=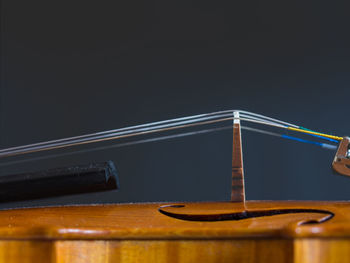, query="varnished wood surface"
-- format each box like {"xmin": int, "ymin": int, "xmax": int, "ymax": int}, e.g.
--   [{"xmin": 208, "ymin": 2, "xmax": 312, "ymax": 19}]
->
[
  {"xmin": 1, "ymin": 239, "xmax": 350, "ymax": 263},
  {"xmin": 0, "ymin": 201, "xmax": 348, "ymax": 262},
  {"xmin": 0, "ymin": 201, "xmax": 347, "ymax": 239},
  {"xmin": 0, "ymin": 239, "xmax": 294, "ymax": 263}
]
